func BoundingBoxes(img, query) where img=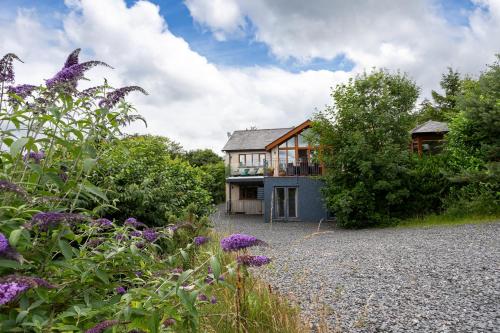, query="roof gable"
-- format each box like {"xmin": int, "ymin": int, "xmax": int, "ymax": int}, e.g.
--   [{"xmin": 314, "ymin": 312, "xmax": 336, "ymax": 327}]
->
[
  {"xmin": 265, "ymin": 120, "xmax": 312, "ymax": 150},
  {"xmin": 411, "ymin": 120, "xmax": 449, "ymax": 134}
]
